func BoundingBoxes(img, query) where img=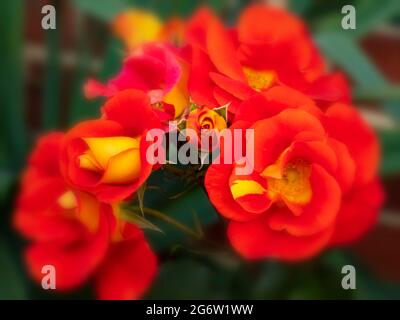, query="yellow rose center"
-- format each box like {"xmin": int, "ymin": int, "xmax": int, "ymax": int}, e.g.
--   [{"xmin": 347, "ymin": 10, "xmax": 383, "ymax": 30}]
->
[
  {"xmin": 243, "ymin": 66, "xmax": 276, "ymax": 91},
  {"xmin": 200, "ymin": 116, "xmax": 214, "ymax": 130},
  {"xmin": 229, "ymin": 159, "xmax": 312, "ymax": 209},
  {"xmin": 198, "ymin": 110, "xmax": 227, "ymax": 132},
  {"xmin": 79, "ymin": 136, "xmax": 142, "ymax": 184},
  {"xmin": 262, "ymin": 159, "xmax": 312, "ymax": 205}
]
